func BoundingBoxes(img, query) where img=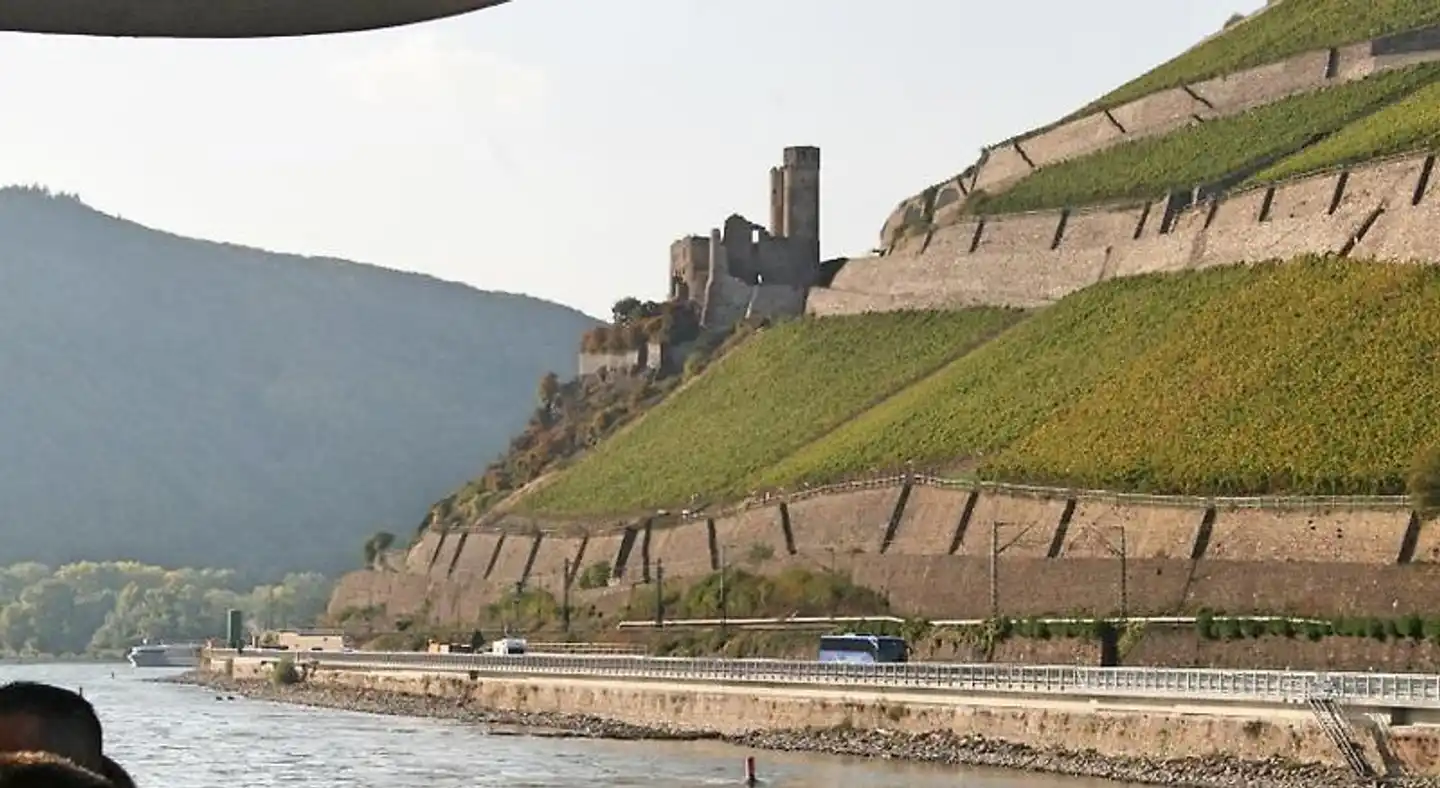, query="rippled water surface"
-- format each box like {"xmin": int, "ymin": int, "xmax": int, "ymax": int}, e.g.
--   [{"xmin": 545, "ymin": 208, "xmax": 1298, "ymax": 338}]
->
[{"xmin": 0, "ymin": 663, "xmax": 1139, "ymax": 787}]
